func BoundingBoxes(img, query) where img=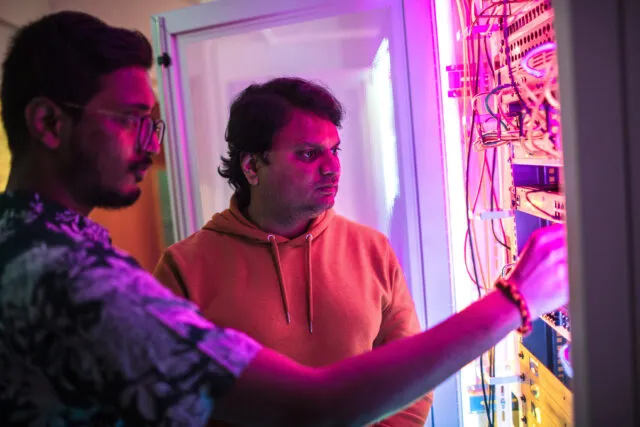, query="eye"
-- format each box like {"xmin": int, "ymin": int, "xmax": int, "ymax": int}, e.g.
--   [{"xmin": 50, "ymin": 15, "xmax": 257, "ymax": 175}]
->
[
  {"xmin": 118, "ymin": 114, "xmax": 139, "ymax": 128},
  {"xmin": 332, "ymin": 146, "xmax": 342, "ymax": 156},
  {"xmin": 300, "ymin": 149, "xmax": 318, "ymax": 160}
]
